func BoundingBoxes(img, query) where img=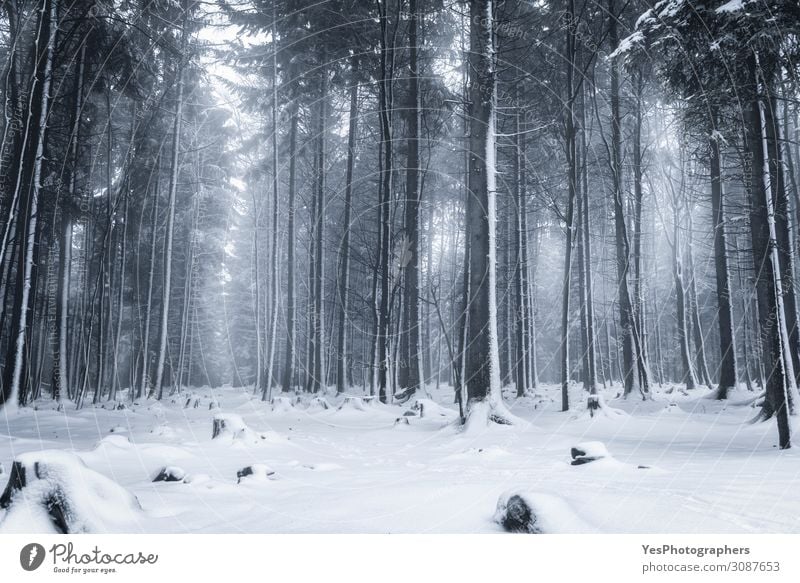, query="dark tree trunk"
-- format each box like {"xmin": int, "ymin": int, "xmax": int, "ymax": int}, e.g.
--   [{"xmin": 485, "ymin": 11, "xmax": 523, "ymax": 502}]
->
[
  {"xmin": 281, "ymin": 97, "xmax": 299, "ymax": 392},
  {"xmin": 464, "ymin": 0, "xmax": 498, "ymax": 412},
  {"xmin": 398, "ymin": 0, "xmax": 423, "ymax": 399},
  {"xmin": 709, "ymin": 131, "xmax": 738, "ymax": 398}
]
